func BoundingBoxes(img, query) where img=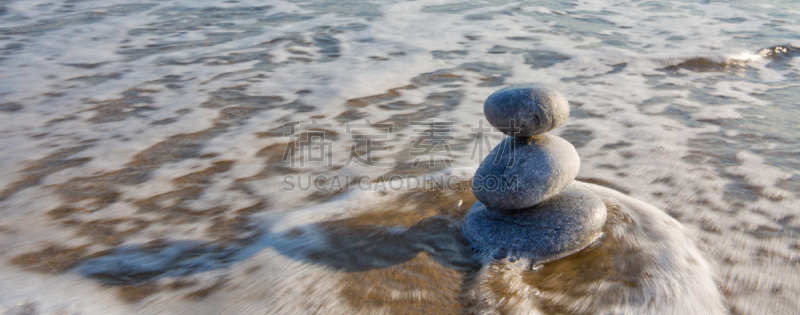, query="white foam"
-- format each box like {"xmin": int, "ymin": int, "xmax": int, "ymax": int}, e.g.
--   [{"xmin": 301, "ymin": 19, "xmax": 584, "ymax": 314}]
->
[{"xmin": 0, "ymin": 0, "xmax": 799, "ymax": 313}]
